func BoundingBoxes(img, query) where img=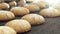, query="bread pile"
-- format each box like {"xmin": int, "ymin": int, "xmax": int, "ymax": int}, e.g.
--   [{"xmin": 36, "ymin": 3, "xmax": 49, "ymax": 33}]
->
[{"xmin": 0, "ymin": 0, "xmax": 60, "ymax": 34}]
